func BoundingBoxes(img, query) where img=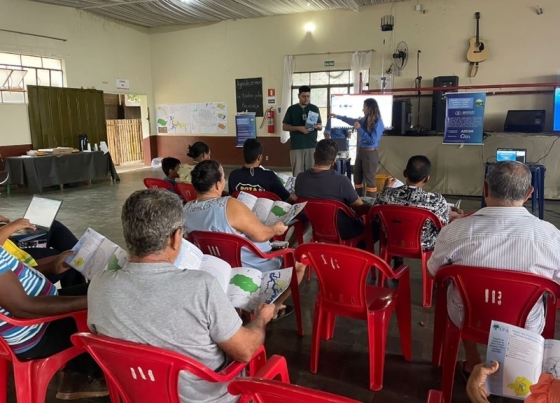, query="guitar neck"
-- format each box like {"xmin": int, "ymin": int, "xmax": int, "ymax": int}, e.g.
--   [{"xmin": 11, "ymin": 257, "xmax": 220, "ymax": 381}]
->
[{"xmin": 475, "ymin": 13, "xmax": 481, "ymax": 45}]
